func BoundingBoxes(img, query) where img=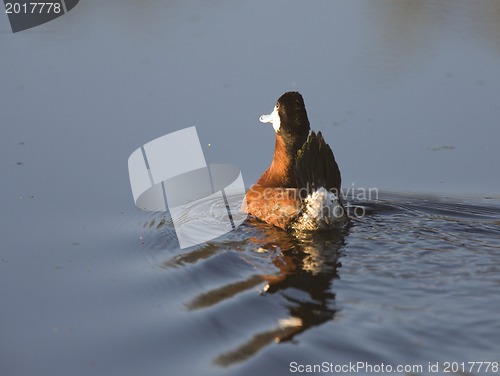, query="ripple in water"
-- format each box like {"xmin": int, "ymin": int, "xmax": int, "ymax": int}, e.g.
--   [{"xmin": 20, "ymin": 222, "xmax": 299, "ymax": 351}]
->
[{"xmin": 130, "ymin": 192, "xmax": 500, "ymax": 374}]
